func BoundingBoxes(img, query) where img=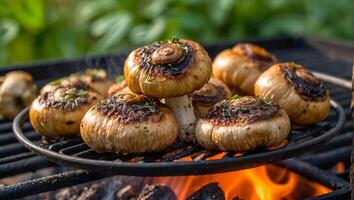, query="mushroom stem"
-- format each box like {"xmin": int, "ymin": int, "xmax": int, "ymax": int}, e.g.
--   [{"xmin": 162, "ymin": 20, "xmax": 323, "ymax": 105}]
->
[{"xmin": 165, "ymin": 95, "xmax": 197, "ymax": 143}]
